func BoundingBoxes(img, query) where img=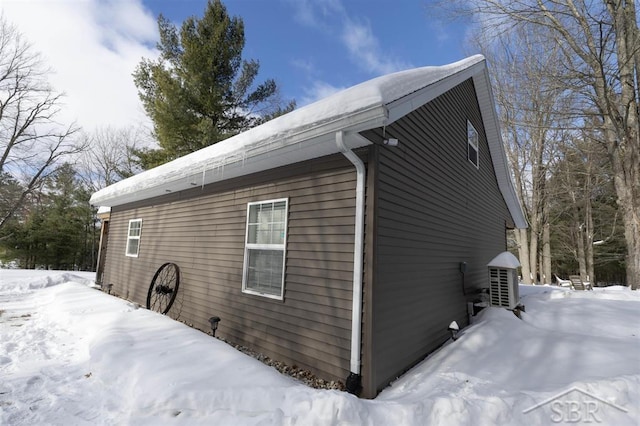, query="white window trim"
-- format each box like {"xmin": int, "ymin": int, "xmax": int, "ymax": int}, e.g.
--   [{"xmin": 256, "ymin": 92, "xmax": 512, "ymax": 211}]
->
[
  {"xmin": 241, "ymin": 198, "xmax": 288, "ymax": 300},
  {"xmin": 125, "ymin": 218, "xmax": 142, "ymax": 257},
  {"xmin": 467, "ymin": 120, "xmax": 479, "ymax": 169}
]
